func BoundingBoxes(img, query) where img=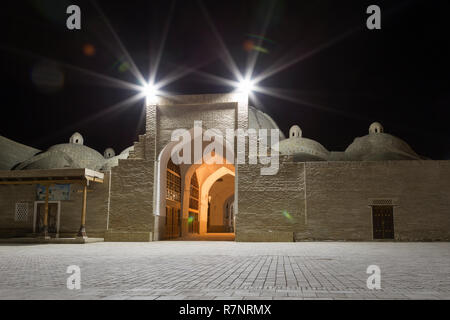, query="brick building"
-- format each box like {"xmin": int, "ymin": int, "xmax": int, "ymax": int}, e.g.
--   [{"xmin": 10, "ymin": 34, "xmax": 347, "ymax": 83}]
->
[{"xmin": 1, "ymin": 93, "xmax": 449, "ymax": 242}]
